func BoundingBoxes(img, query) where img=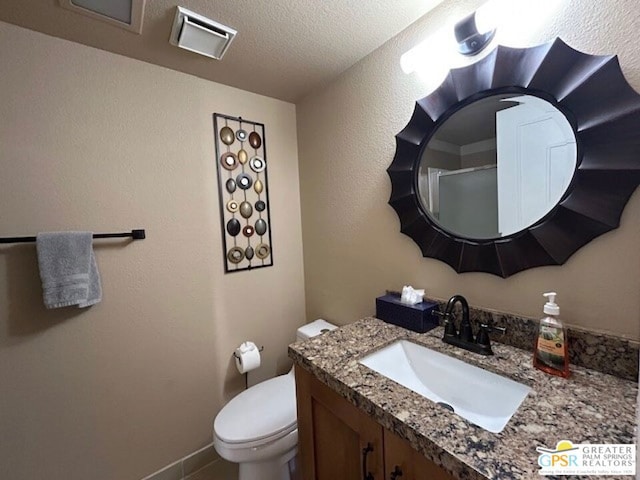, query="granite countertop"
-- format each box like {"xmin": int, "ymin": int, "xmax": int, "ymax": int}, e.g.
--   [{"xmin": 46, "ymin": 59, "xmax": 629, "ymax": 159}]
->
[{"xmin": 288, "ymin": 317, "xmax": 638, "ymax": 480}]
